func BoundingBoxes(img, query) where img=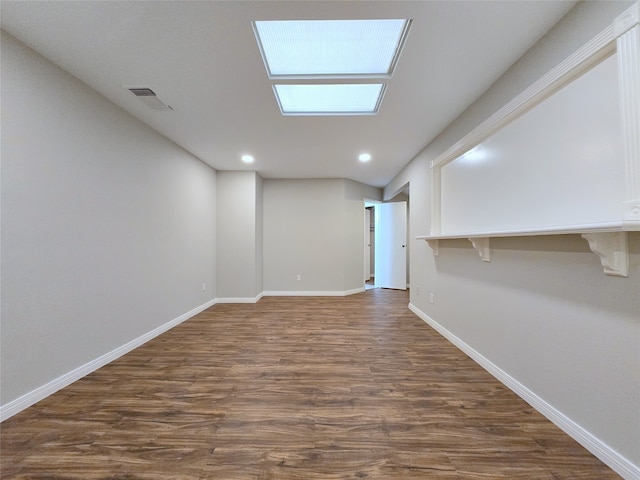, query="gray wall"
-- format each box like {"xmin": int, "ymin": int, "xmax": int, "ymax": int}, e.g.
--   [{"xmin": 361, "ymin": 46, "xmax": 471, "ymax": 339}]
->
[
  {"xmin": 255, "ymin": 174, "xmax": 264, "ymax": 297},
  {"xmin": 263, "ymin": 179, "xmax": 381, "ymax": 293},
  {"xmin": 1, "ymin": 32, "xmax": 217, "ymax": 405},
  {"xmin": 216, "ymin": 171, "xmax": 263, "ymax": 300},
  {"xmin": 344, "ymin": 180, "xmax": 384, "ymax": 291},
  {"xmin": 385, "ymin": 0, "xmax": 639, "ymax": 468}
]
